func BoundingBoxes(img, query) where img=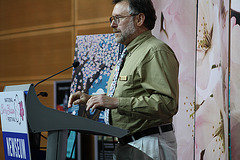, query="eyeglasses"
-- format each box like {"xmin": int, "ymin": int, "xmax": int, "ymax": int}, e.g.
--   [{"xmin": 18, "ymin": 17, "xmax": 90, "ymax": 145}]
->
[{"xmin": 109, "ymin": 15, "xmax": 136, "ymax": 24}]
